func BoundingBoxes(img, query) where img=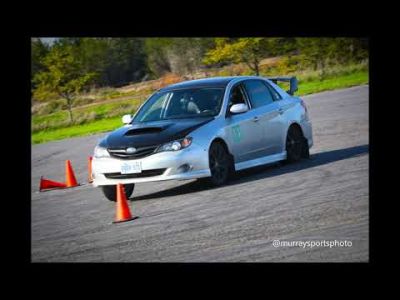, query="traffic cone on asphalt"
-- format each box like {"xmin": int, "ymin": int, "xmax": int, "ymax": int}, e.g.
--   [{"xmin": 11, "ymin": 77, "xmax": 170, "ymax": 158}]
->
[
  {"xmin": 113, "ymin": 184, "xmax": 137, "ymax": 223},
  {"xmin": 88, "ymin": 156, "xmax": 93, "ymax": 183},
  {"xmin": 39, "ymin": 176, "xmax": 67, "ymax": 191},
  {"xmin": 65, "ymin": 160, "xmax": 79, "ymax": 187}
]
